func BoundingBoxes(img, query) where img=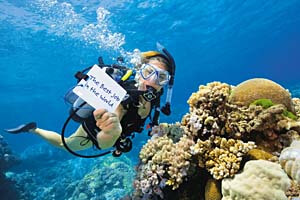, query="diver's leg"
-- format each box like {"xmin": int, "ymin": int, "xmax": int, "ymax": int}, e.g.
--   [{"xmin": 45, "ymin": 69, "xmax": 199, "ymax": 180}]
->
[
  {"xmin": 30, "ymin": 125, "xmax": 93, "ymax": 151},
  {"xmin": 30, "ymin": 128, "xmax": 63, "ymax": 148}
]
